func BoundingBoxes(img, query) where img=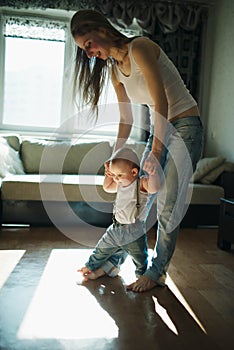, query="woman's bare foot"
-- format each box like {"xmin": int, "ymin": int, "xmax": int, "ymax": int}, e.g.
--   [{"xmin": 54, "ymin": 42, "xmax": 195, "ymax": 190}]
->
[
  {"xmin": 77, "ymin": 267, "xmax": 106, "ymax": 280},
  {"xmin": 126, "ymin": 275, "xmax": 157, "ymax": 292}
]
